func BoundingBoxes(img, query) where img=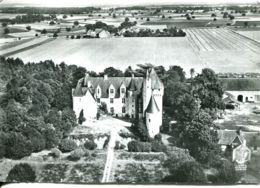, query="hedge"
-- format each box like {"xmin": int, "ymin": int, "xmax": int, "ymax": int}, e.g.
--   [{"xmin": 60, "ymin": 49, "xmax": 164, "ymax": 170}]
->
[{"xmin": 59, "ymin": 139, "xmax": 77, "ymax": 152}]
